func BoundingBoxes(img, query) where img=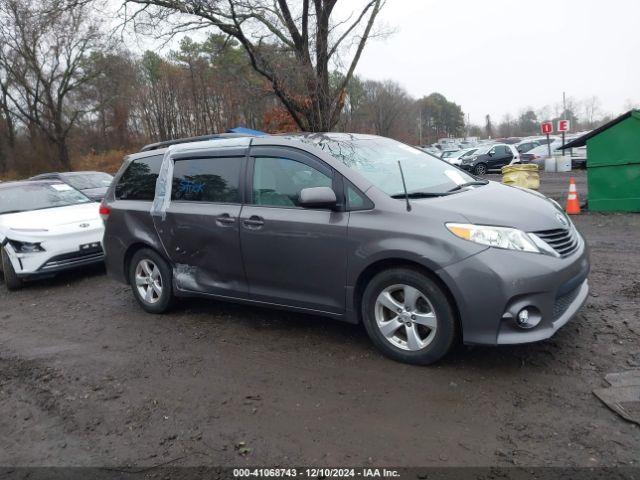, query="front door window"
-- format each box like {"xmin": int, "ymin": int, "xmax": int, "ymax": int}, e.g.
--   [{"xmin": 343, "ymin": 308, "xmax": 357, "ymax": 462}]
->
[{"xmin": 252, "ymin": 157, "xmax": 332, "ymax": 207}]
